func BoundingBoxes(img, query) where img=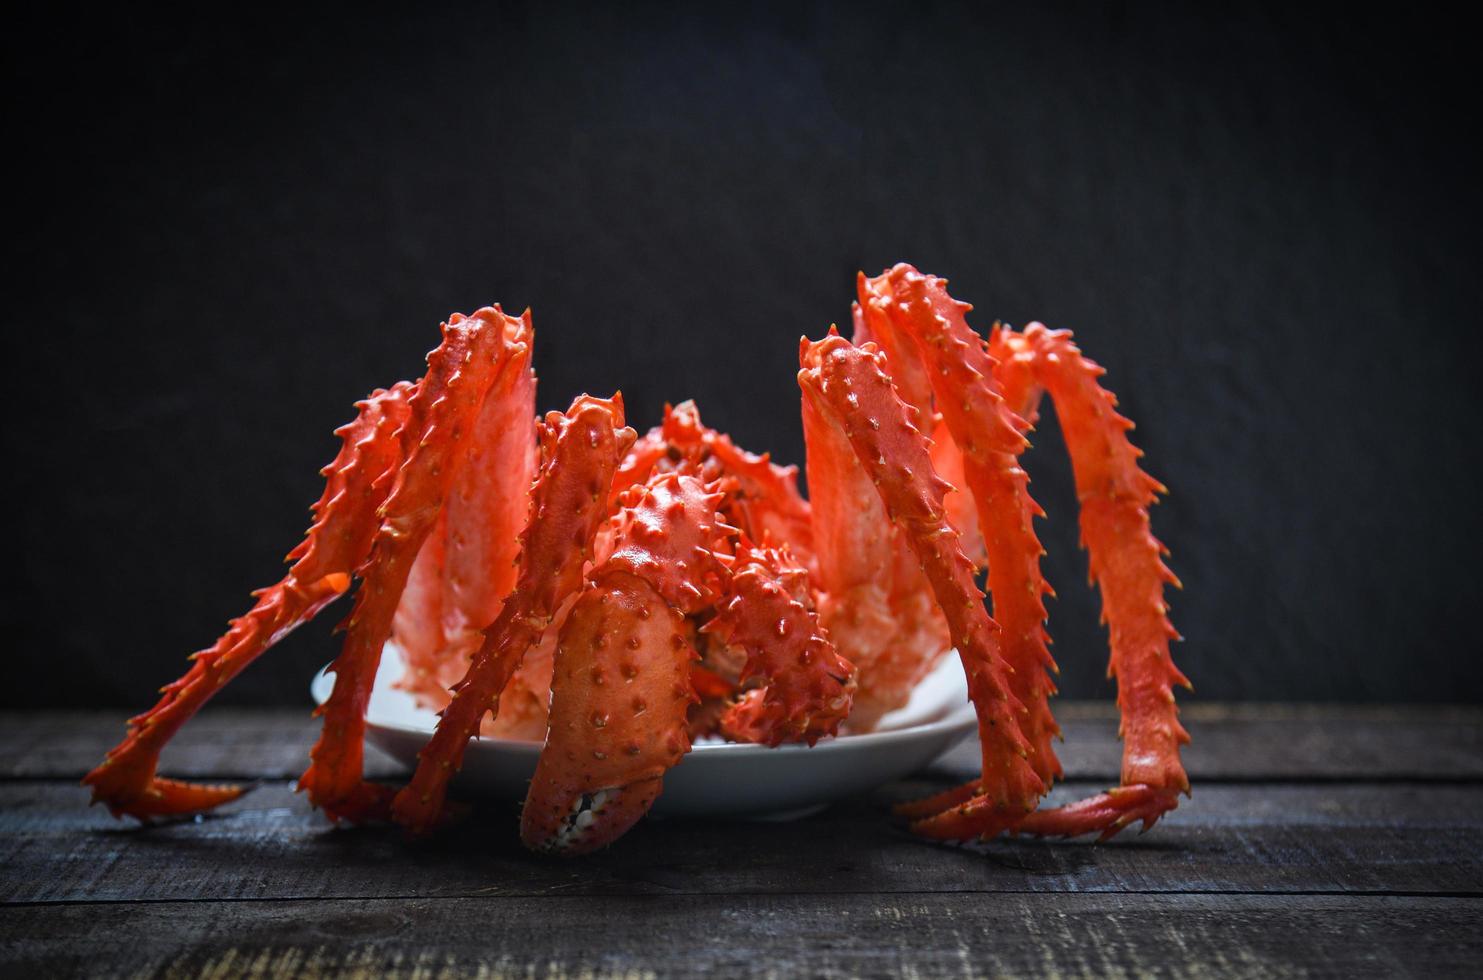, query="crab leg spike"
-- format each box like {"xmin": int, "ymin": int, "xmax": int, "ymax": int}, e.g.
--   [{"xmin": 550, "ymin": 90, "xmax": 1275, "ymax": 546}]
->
[
  {"xmin": 993, "ymin": 323, "xmax": 1190, "ymax": 836},
  {"xmin": 709, "ymin": 542, "xmax": 856, "ymax": 747},
  {"xmin": 521, "ymin": 473, "xmax": 733, "ymax": 854},
  {"xmin": 392, "ymin": 395, "xmax": 635, "ymax": 835},
  {"xmin": 612, "ymin": 423, "xmax": 673, "ymax": 498},
  {"xmin": 800, "ymin": 334, "xmax": 1045, "ymax": 837},
  {"xmin": 869, "ymin": 266, "xmax": 1062, "ymax": 791},
  {"xmin": 300, "ymin": 308, "xmax": 529, "ymax": 822},
  {"xmin": 82, "ymin": 382, "xmax": 415, "ymax": 820}
]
